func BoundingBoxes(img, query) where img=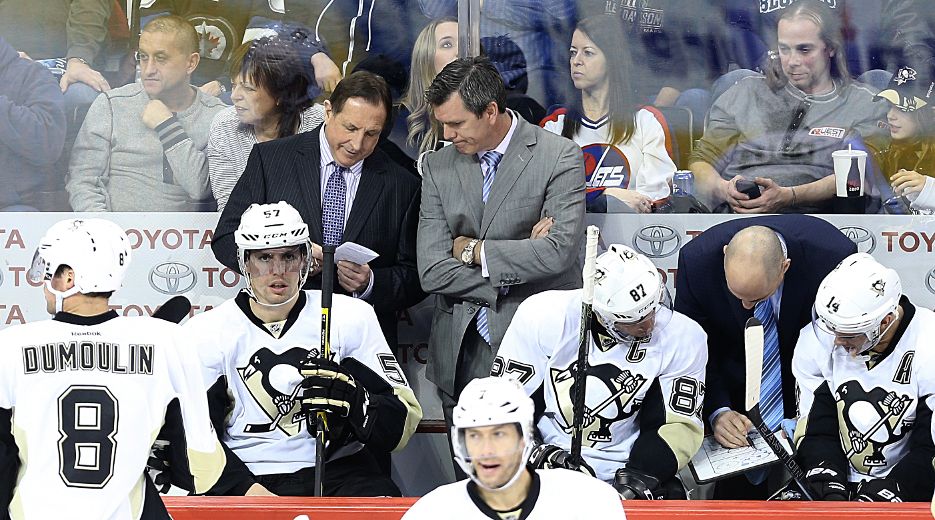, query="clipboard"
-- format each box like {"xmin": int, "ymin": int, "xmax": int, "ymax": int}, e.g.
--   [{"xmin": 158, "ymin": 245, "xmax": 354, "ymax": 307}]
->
[{"xmin": 688, "ymin": 429, "xmax": 793, "ymax": 484}]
